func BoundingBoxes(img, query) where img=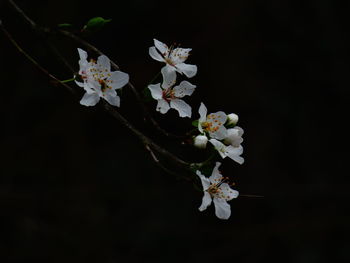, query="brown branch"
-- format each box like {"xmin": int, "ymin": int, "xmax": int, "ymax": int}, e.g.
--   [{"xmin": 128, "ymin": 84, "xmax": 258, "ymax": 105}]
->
[
  {"xmin": 1, "ymin": 20, "xmax": 191, "ymax": 173},
  {"xmin": 7, "ymin": 0, "xmax": 184, "ymax": 140}
]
